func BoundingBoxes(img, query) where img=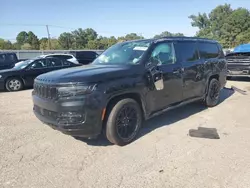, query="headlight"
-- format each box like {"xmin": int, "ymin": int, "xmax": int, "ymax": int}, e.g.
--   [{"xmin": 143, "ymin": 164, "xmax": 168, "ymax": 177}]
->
[
  {"xmin": 57, "ymin": 84, "xmax": 96, "ymax": 98},
  {"xmin": 0, "ymin": 75, "xmax": 2, "ymax": 79}
]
